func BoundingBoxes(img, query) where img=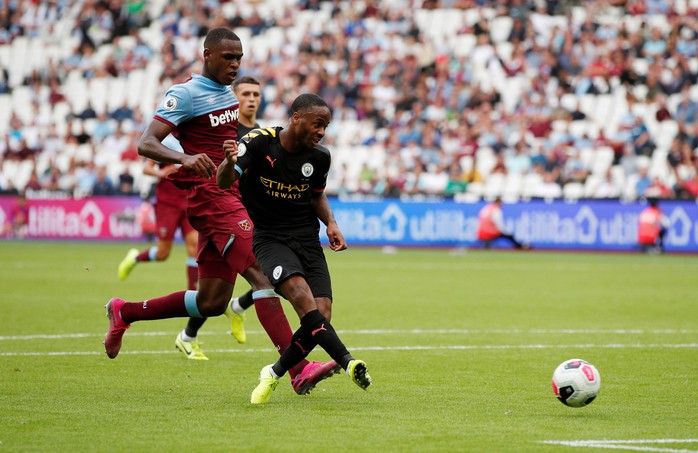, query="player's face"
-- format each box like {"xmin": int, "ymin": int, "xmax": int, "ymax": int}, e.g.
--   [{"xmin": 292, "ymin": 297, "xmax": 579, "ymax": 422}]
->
[
  {"xmin": 204, "ymin": 39, "xmax": 243, "ymax": 86},
  {"xmin": 295, "ymin": 106, "xmax": 331, "ymax": 149},
  {"xmin": 234, "ymin": 83, "xmax": 261, "ymax": 117}
]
